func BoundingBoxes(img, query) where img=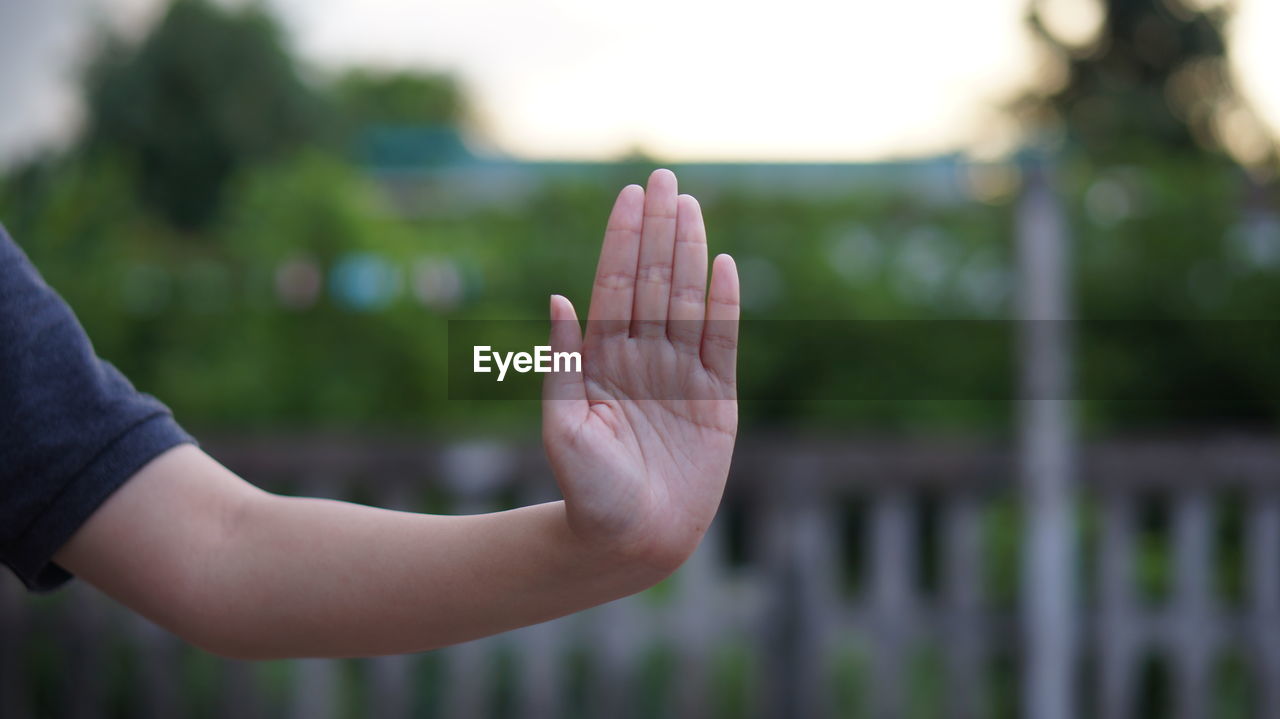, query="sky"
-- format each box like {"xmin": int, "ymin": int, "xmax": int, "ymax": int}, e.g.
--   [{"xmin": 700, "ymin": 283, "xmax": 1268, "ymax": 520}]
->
[{"xmin": 1, "ymin": 0, "xmax": 1277, "ymax": 168}]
